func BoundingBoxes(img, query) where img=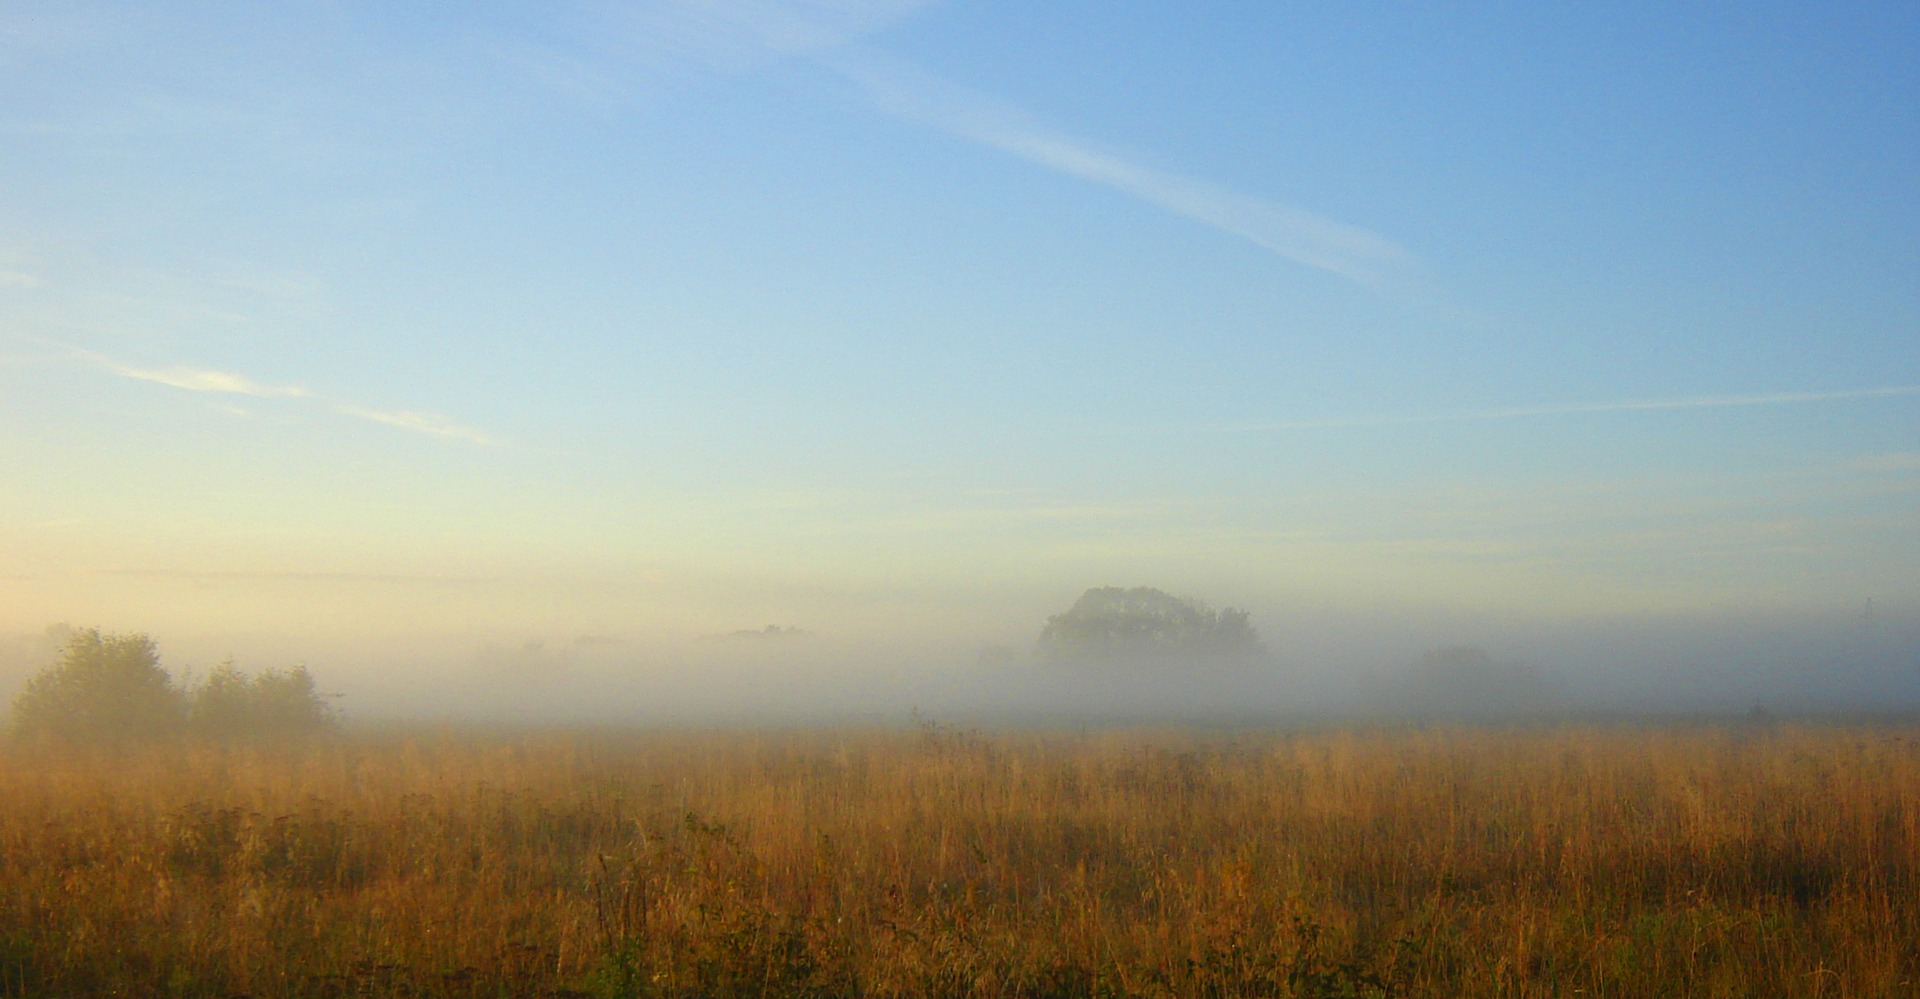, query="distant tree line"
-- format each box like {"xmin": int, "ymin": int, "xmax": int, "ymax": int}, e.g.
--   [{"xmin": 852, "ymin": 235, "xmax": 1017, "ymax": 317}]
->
[{"xmin": 9, "ymin": 628, "xmax": 336, "ymax": 746}]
